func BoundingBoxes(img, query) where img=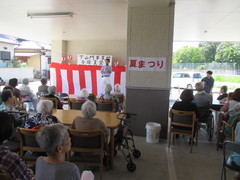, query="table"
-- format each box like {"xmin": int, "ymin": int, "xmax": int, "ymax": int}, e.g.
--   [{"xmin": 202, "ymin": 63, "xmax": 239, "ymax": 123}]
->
[
  {"xmin": 52, "ymin": 109, "xmax": 120, "ymax": 169},
  {"xmin": 69, "ymin": 94, "xmax": 78, "ymax": 99}
]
